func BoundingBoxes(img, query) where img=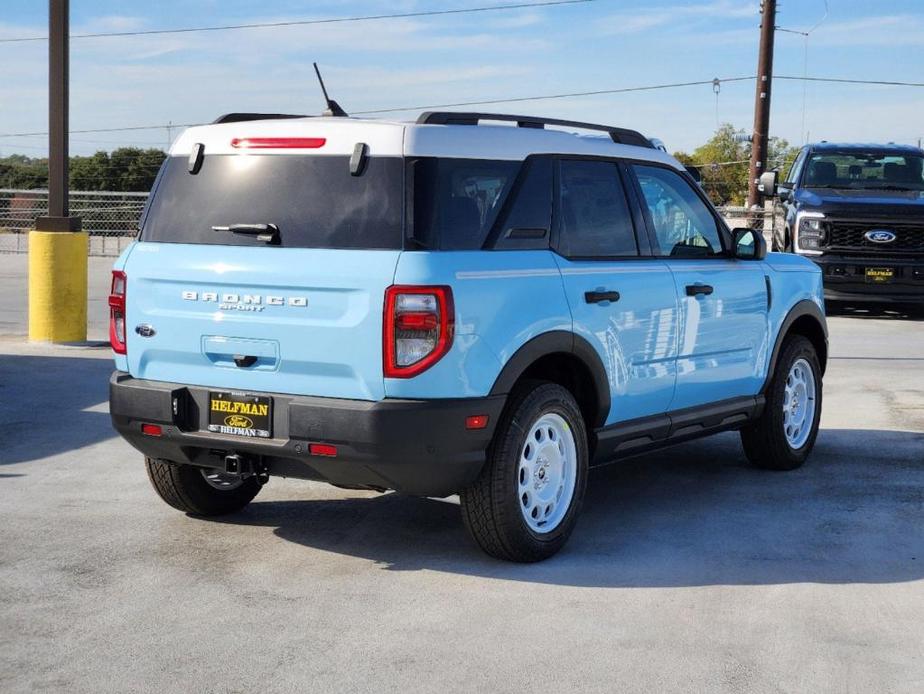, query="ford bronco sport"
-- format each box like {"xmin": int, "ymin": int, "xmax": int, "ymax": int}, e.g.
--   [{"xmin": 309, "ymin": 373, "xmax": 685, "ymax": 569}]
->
[
  {"xmin": 110, "ymin": 111, "xmax": 827, "ymax": 561},
  {"xmin": 760, "ymin": 142, "xmax": 924, "ymax": 305}
]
